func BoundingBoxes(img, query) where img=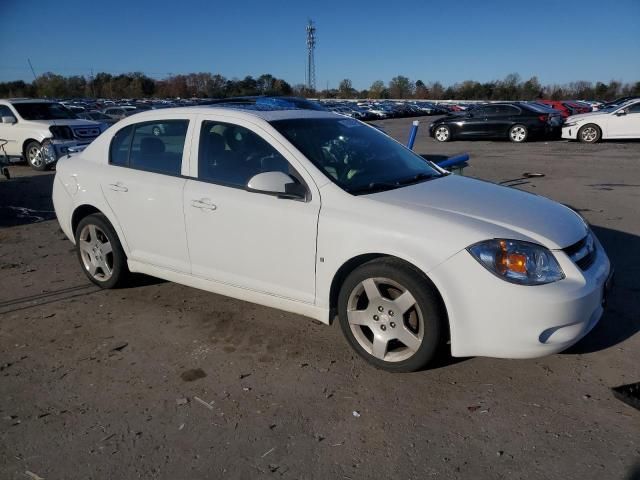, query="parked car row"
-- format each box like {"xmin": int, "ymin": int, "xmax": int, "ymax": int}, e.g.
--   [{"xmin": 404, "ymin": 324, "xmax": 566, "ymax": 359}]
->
[
  {"xmin": 2, "ymin": 94, "xmax": 638, "ymax": 172},
  {"xmin": 427, "ymin": 98, "xmax": 640, "ymax": 143},
  {"xmin": 321, "ymin": 100, "xmax": 453, "ymax": 120}
]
